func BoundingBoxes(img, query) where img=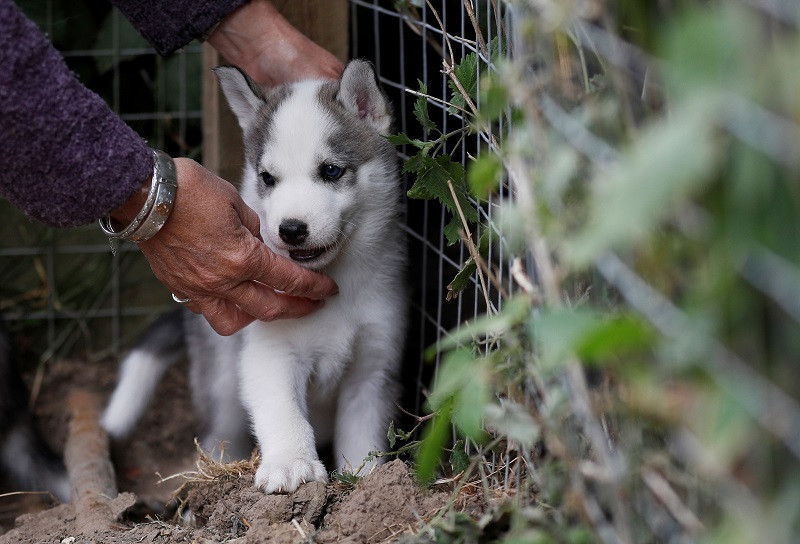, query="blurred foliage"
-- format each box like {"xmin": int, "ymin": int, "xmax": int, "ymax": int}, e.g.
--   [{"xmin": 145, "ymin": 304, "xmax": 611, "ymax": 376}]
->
[{"xmin": 397, "ymin": 0, "xmax": 800, "ymax": 542}]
